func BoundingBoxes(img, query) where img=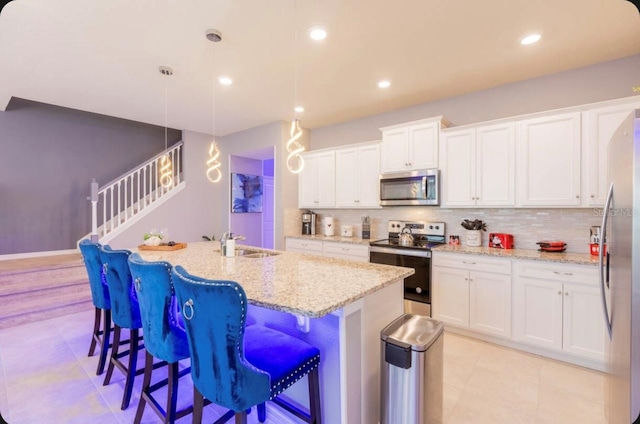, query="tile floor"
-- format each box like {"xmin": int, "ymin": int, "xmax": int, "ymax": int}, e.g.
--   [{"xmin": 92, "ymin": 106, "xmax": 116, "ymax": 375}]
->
[{"xmin": 0, "ymin": 309, "xmax": 607, "ymax": 423}]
